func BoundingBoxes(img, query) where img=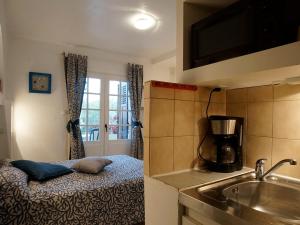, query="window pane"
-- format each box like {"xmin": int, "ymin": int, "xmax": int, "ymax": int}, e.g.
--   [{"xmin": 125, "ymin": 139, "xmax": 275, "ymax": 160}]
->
[
  {"xmin": 88, "ymin": 110, "xmax": 100, "ymax": 125},
  {"xmin": 109, "ymin": 80, "xmax": 120, "ymax": 95},
  {"xmin": 82, "ymin": 94, "xmax": 87, "ymax": 109},
  {"xmin": 119, "ymin": 111, "xmax": 130, "ymax": 126},
  {"xmin": 109, "ymin": 111, "xmax": 118, "ymax": 125},
  {"xmin": 109, "ymin": 96, "xmax": 118, "ymax": 110},
  {"xmin": 119, "ymin": 126, "xmax": 131, "ymax": 139},
  {"xmin": 121, "ymin": 82, "xmax": 129, "ymax": 96},
  {"xmin": 87, "ymin": 126, "xmax": 100, "ymax": 141},
  {"xmin": 88, "ymin": 94, "xmax": 100, "ymax": 109},
  {"xmin": 119, "ymin": 95, "xmax": 126, "ymax": 110},
  {"xmin": 108, "ymin": 126, "xmax": 131, "ymax": 140},
  {"xmin": 84, "ymin": 79, "xmax": 88, "ymax": 93},
  {"xmin": 108, "ymin": 125, "xmax": 118, "ymax": 140},
  {"xmin": 88, "ymin": 78, "xmax": 101, "ymax": 93},
  {"xmin": 80, "ymin": 126, "xmax": 87, "ymax": 141},
  {"xmin": 80, "ymin": 110, "xmax": 87, "ymax": 125},
  {"xmin": 128, "ymin": 97, "xmax": 131, "ymax": 110},
  {"xmin": 128, "ymin": 111, "xmax": 132, "ymax": 125}
]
